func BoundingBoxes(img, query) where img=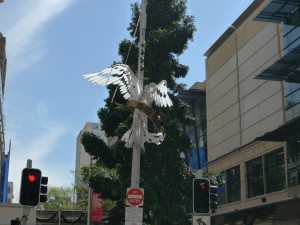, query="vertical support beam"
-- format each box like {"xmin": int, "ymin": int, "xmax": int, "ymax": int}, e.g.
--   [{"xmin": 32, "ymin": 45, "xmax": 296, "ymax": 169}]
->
[{"xmin": 131, "ymin": 0, "xmax": 147, "ymax": 188}]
